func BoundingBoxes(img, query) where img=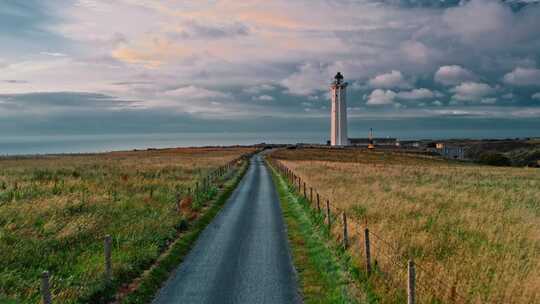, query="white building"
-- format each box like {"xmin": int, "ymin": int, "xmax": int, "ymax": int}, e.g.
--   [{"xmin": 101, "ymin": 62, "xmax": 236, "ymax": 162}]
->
[{"xmin": 330, "ymin": 72, "xmax": 349, "ymax": 146}]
